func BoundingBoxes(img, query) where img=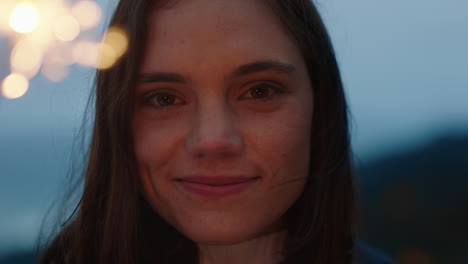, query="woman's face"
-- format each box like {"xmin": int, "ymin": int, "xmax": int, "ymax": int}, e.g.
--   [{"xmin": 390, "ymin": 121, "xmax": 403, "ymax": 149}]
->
[{"xmin": 133, "ymin": 0, "xmax": 313, "ymax": 245}]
